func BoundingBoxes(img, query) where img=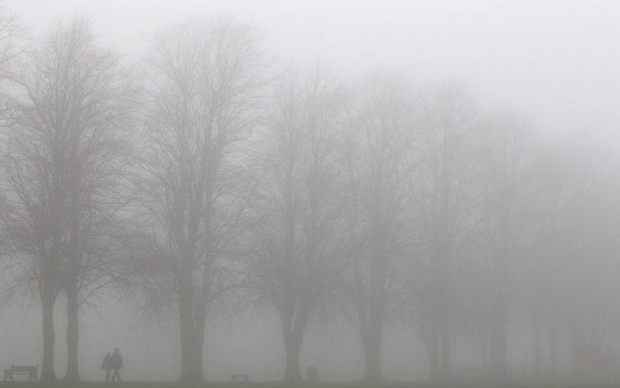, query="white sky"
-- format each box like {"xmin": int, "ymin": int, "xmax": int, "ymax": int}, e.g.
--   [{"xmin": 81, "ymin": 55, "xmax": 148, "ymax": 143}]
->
[{"xmin": 6, "ymin": 0, "xmax": 620, "ymax": 139}]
